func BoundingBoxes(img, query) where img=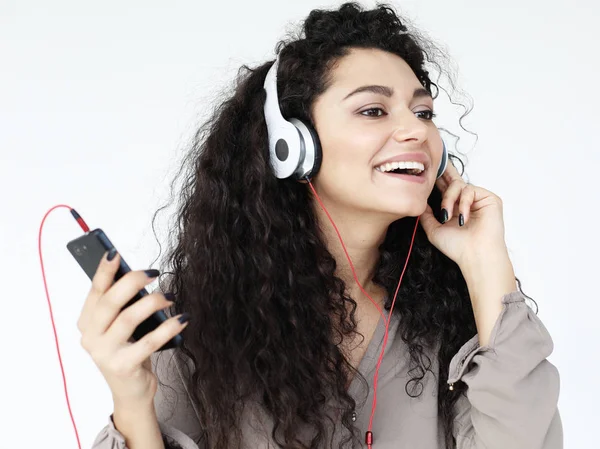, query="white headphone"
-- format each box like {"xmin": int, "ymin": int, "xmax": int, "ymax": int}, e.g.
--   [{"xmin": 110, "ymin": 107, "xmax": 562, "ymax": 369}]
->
[{"xmin": 263, "ymin": 55, "xmax": 448, "ymax": 180}]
